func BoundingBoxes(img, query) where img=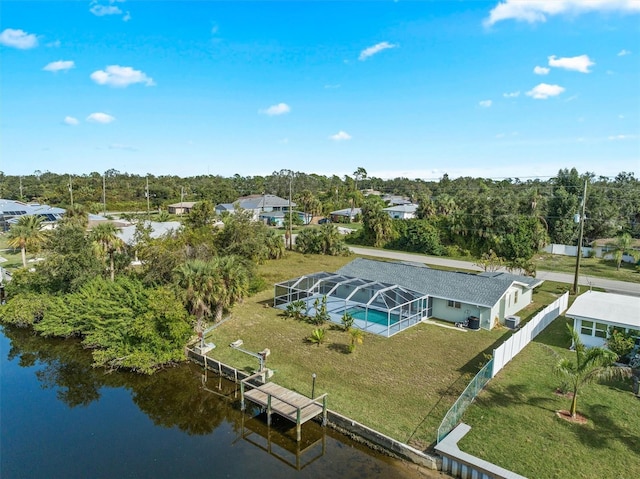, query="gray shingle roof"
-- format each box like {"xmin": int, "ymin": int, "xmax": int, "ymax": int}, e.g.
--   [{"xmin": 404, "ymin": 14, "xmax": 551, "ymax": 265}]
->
[
  {"xmin": 477, "ymin": 271, "xmax": 543, "ymax": 289},
  {"xmin": 237, "ymin": 194, "xmax": 295, "ymax": 209},
  {"xmin": 336, "ymin": 258, "xmax": 525, "ymax": 308}
]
